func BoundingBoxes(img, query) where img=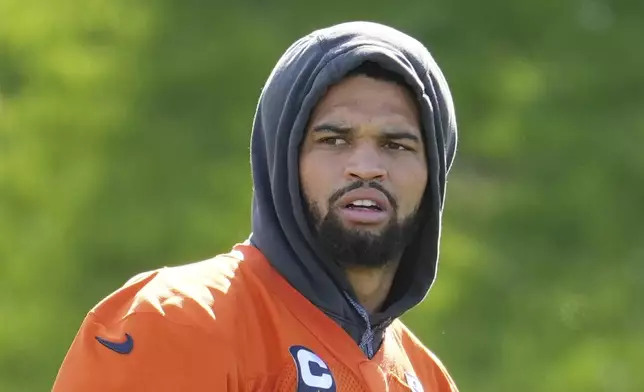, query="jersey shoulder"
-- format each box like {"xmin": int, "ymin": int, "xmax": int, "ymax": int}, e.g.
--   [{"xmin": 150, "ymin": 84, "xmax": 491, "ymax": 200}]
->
[
  {"xmin": 53, "ymin": 249, "xmax": 262, "ymax": 392},
  {"xmin": 89, "ymin": 245, "xmax": 262, "ymax": 335},
  {"xmin": 391, "ymin": 319, "xmax": 460, "ymax": 391}
]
